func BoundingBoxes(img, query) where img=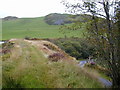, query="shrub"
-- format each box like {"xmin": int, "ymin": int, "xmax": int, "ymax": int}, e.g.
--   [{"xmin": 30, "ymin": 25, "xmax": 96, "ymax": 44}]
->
[
  {"xmin": 85, "ymin": 63, "xmax": 110, "ymax": 77},
  {"xmin": 48, "ymin": 53, "xmax": 65, "ymax": 62},
  {"xmin": 2, "ymin": 42, "xmax": 14, "ymax": 54},
  {"xmin": 47, "ymin": 38, "xmax": 96, "ymax": 60},
  {"xmin": 43, "ymin": 44, "xmax": 58, "ymax": 51},
  {"xmin": 24, "ymin": 36, "xmax": 30, "ymax": 40}
]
